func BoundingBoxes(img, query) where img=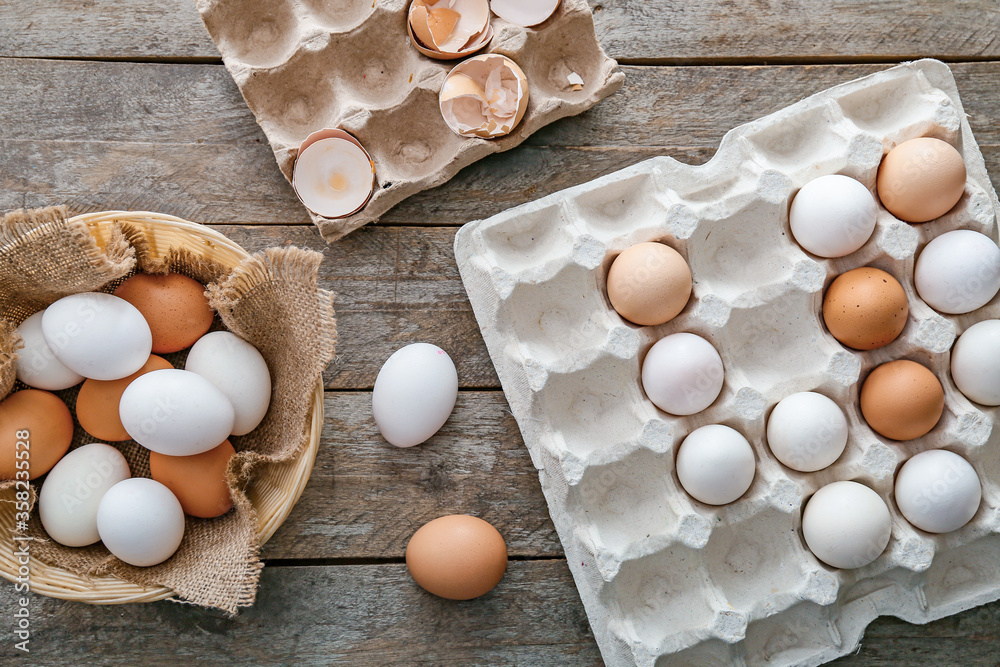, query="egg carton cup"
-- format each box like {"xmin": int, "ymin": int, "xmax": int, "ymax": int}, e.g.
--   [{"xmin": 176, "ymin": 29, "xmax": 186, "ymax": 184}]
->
[
  {"xmin": 455, "ymin": 59, "xmax": 1000, "ymax": 666},
  {"xmin": 194, "ymin": 0, "xmax": 623, "ymax": 242}
]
